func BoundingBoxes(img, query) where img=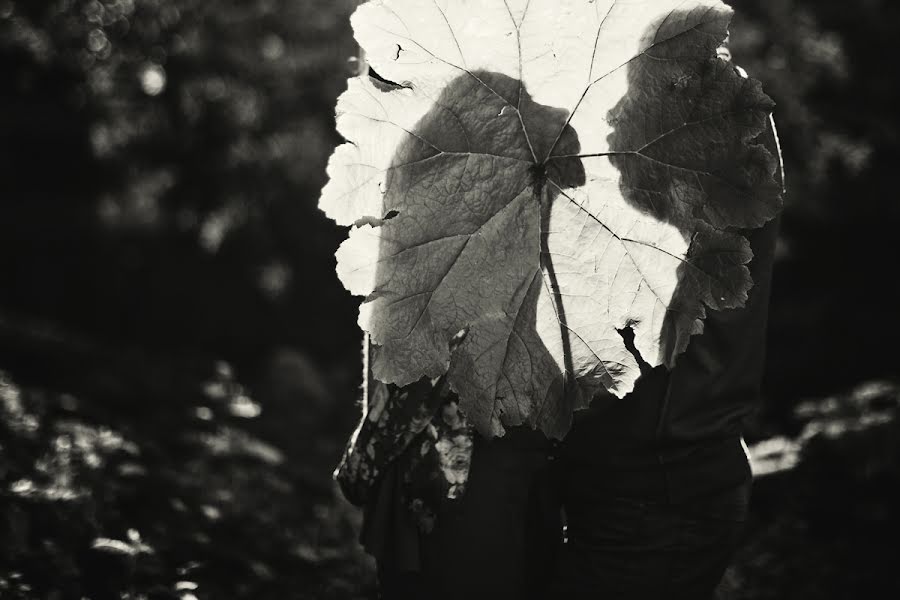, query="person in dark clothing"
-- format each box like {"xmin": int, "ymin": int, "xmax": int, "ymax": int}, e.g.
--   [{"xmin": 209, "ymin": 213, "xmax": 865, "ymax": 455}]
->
[
  {"xmin": 334, "ymin": 12, "xmax": 780, "ymax": 599},
  {"xmin": 551, "ymin": 213, "xmax": 778, "ymax": 599},
  {"xmin": 334, "ymin": 340, "xmax": 562, "ymax": 600},
  {"xmin": 549, "ymin": 39, "xmax": 784, "ymax": 594}
]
